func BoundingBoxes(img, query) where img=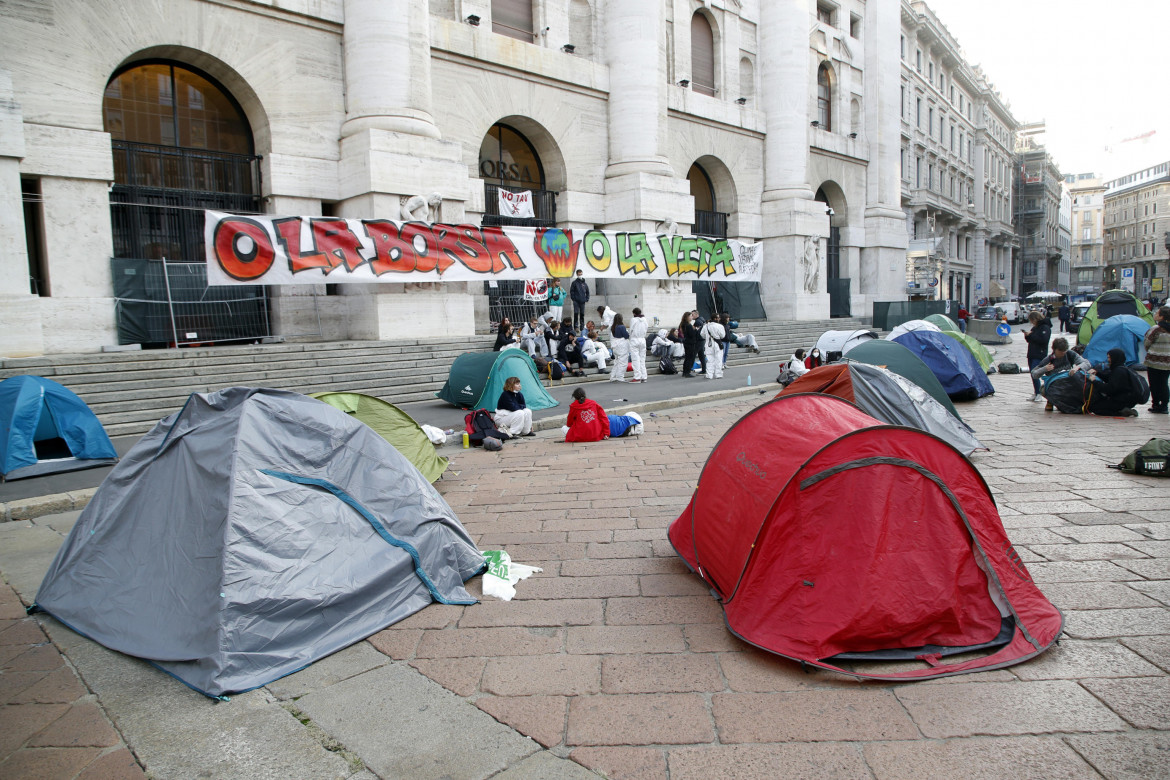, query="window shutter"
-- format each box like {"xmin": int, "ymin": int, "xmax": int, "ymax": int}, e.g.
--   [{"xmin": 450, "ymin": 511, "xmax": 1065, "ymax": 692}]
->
[
  {"xmin": 492, "ymin": 0, "xmax": 533, "ymax": 41},
  {"xmin": 691, "ymin": 14, "xmax": 716, "ymax": 97}
]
